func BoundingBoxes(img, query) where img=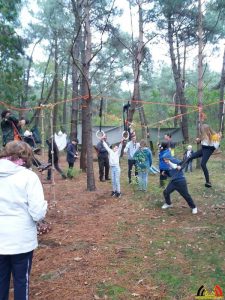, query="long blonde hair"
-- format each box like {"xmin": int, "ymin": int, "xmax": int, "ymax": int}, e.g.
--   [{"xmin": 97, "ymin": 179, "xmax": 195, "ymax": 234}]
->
[{"xmin": 199, "ymin": 124, "xmax": 216, "ymax": 142}]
